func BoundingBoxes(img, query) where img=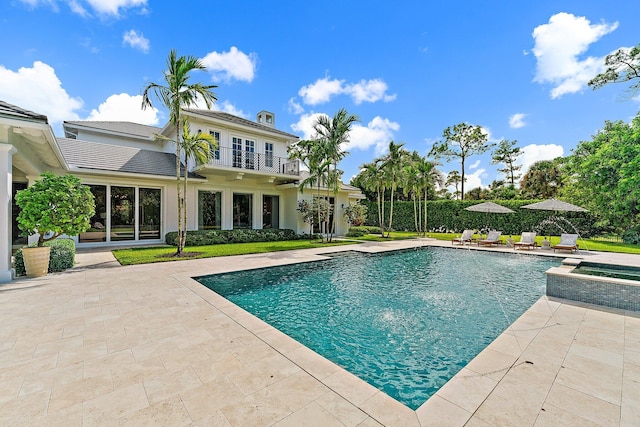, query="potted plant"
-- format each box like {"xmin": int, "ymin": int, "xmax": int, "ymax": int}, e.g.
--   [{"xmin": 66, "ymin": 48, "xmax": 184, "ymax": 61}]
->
[{"xmin": 15, "ymin": 172, "xmax": 95, "ymax": 277}]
